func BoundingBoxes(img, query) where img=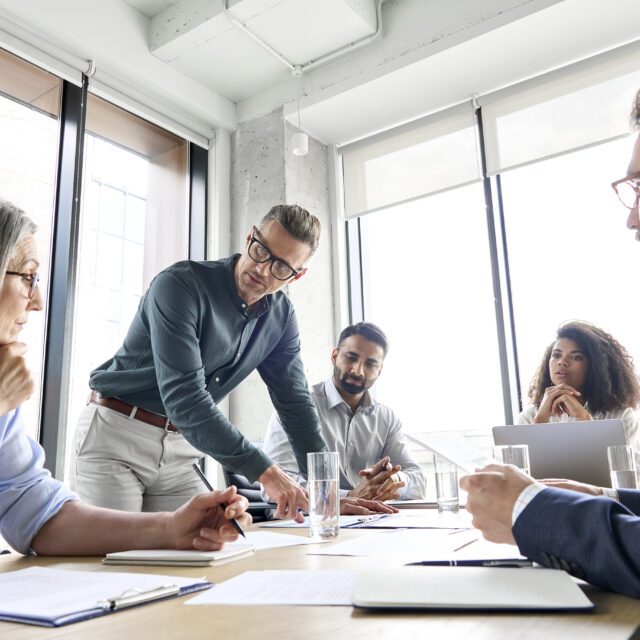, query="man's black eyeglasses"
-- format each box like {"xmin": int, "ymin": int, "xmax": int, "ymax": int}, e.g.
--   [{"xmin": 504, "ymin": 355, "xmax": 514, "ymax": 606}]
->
[
  {"xmin": 247, "ymin": 227, "xmax": 300, "ymax": 281},
  {"xmin": 5, "ymin": 271, "xmax": 40, "ymax": 299}
]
